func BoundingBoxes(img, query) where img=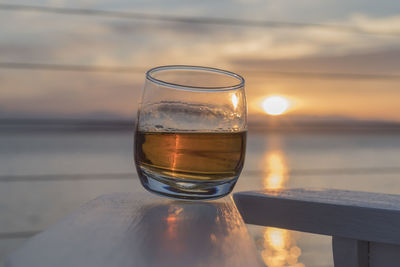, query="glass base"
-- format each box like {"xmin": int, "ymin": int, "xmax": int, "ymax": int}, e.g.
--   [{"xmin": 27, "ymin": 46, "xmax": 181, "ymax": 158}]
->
[{"xmin": 137, "ymin": 166, "xmax": 238, "ymax": 201}]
